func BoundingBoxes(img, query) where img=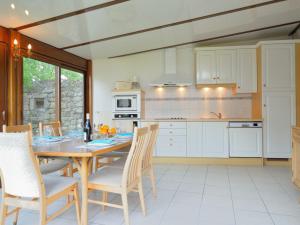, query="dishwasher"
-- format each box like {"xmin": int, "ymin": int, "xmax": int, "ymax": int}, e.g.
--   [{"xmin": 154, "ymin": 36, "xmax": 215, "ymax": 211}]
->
[{"xmin": 229, "ymin": 121, "xmax": 263, "ymax": 157}]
